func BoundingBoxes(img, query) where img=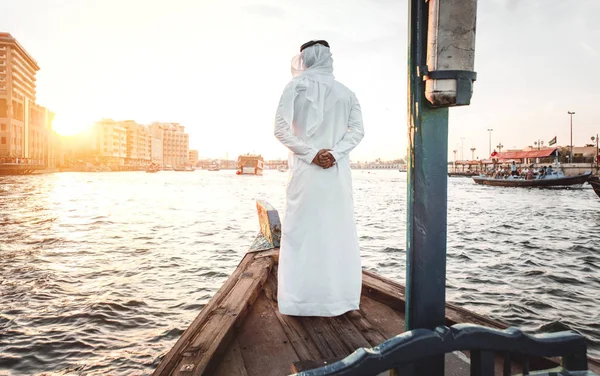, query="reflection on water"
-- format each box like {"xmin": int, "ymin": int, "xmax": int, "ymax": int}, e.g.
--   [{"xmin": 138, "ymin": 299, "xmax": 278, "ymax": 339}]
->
[{"xmin": 1, "ymin": 171, "xmax": 599, "ymax": 375}]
